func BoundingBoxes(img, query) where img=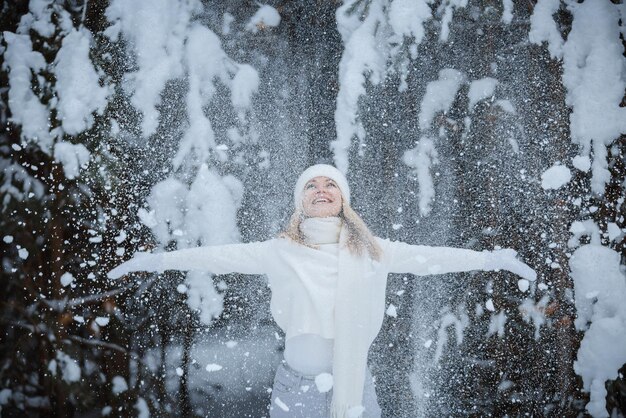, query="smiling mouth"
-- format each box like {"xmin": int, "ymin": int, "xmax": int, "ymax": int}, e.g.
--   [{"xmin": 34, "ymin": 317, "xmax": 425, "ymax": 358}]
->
[{"xmin": 313, "ymin": 198, "xmax": 331, "ymax": 204}]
